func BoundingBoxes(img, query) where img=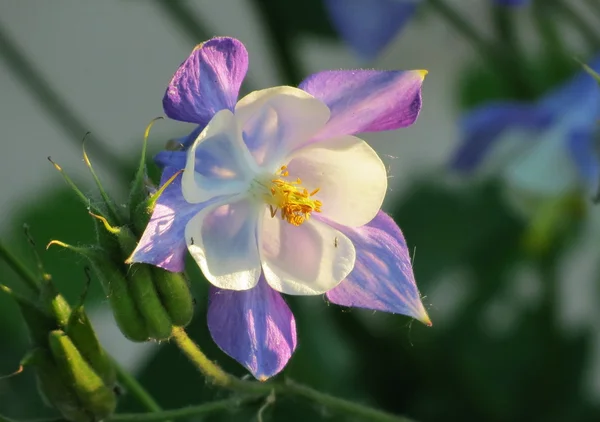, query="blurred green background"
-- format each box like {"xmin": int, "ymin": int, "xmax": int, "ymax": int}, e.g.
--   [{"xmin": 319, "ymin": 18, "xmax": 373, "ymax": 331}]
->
[{"xmin": 1, "ymin": 1, "xmax": 600, "ymax": 421}]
